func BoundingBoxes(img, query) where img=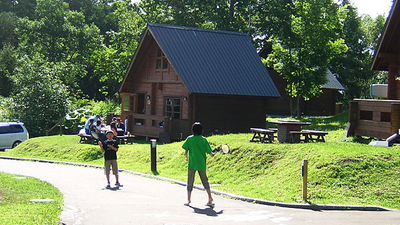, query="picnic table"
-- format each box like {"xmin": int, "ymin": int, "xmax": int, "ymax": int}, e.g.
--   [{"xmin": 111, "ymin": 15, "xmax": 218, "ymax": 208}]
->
[
  {"xmin": 78, "ymin": 133, "xmax": 135, "ymax": 144},
  {"xmin": 268, "ymin": 120, "xmax": 311, "ymax": 143},
  {"xmin": 249, "ymin": 128, "xmax": 277, "ymax": 143}
]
